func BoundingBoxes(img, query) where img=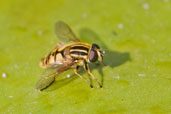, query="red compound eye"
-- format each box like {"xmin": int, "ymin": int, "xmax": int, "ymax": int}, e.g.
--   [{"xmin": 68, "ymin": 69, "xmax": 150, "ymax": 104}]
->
[{"xmin": 89, "ymin": 50, "xmax": 98, "ymax": 62}]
